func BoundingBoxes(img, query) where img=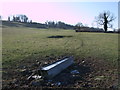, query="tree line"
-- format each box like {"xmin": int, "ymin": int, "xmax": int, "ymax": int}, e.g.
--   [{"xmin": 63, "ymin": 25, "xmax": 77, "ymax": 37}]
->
[
  {"xmin": 7, "ymin": 14, "xmax": 32, "ymax": 23},
  {"xmin": 45, "ymin": 21, "xmax": 74, "ymax": 29},
  {"xmin": 6, "ymin": 14, "xmax": 74, "ymax": 29},
  {"xmin": 0, "ymin": 10, "xmax": 118, "ymax": 32}
]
